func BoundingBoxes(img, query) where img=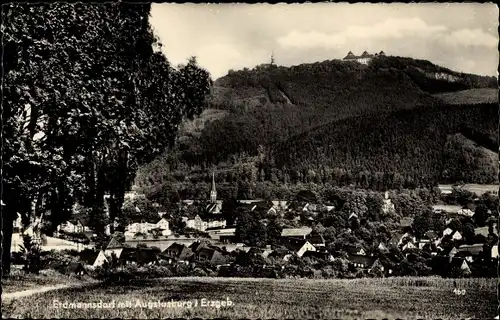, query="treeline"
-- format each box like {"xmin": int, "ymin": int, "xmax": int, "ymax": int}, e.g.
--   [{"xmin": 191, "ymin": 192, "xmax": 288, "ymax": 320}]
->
[
  {"xmin": 211, "ymin": 57, "xmax": 440, "ymax": 116},
  {"xmin": 210, "ymin": 56, "xmax": 495, "ymax": 113},
  {"xmin": 369, "ymin": 56, "xmax": 497, "ymax": 92}
]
